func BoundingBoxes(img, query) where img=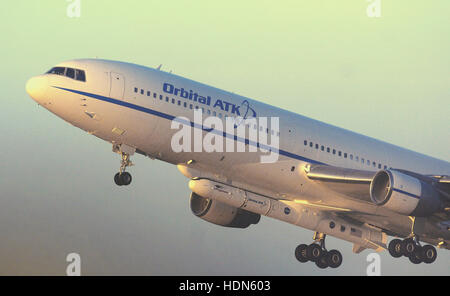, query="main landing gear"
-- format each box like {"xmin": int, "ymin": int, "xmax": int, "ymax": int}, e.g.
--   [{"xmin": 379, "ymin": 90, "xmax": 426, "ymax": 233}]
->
[
  {"xmin": 387, "ymin": 217, "xmax": 438, "ymax": 265},
  {"xmin": 294, "ymin": 232, "xmax": 343, "ymax": 269},
  {"xmin": 387, "ymin": 237, "xmax": 437, "ymax": 265},
  {"xmin": 113, "ymin": 144, "xmax": 135, "ymax": 186}
]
